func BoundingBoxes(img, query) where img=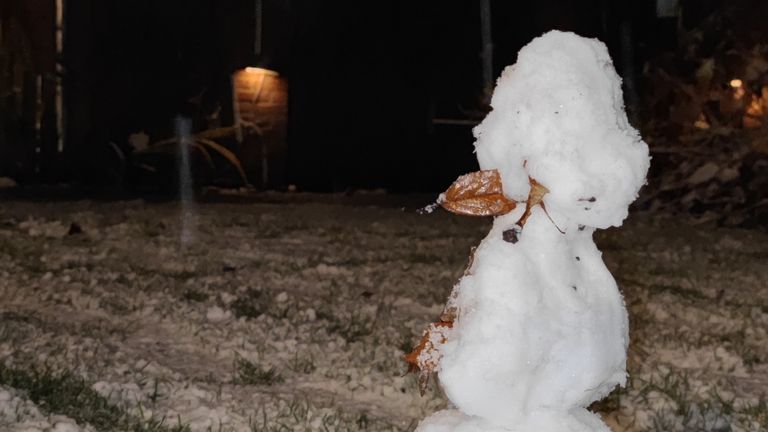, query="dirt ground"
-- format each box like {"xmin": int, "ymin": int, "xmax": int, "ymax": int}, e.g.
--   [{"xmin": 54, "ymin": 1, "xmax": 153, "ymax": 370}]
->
[{"xmin": 0, "ymin": 197, "xmax": 766, "ymax": 431}]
